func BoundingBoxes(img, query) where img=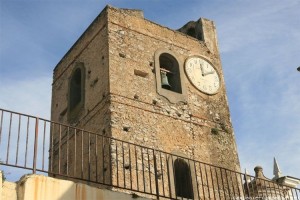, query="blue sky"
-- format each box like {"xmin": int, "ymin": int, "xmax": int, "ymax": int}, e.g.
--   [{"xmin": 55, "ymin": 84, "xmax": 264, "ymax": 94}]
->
[{"xmin": 0, "ymin": 0, "xmax": 299, "ymax": 180}]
